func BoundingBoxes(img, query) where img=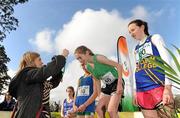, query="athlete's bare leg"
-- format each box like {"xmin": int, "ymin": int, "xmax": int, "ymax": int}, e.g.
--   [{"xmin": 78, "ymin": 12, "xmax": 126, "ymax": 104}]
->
[
  {"xmin": 107, "ymin": 93, "xmax": 122, "ymax": 118},
  {"xmin": 96, "ymin": 93, "xmax": 110, "ymax": 118}
]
